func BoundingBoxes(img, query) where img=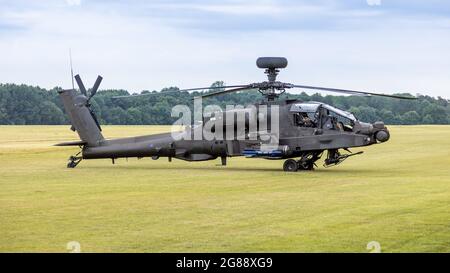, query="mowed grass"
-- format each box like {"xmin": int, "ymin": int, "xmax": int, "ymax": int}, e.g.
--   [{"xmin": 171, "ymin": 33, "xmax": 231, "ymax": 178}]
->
[{"xmin": 0, "ymin": 125, "xmax": 449, "ymax": 253}]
